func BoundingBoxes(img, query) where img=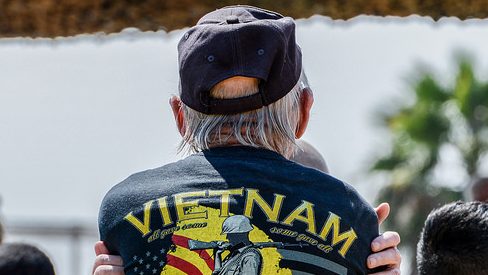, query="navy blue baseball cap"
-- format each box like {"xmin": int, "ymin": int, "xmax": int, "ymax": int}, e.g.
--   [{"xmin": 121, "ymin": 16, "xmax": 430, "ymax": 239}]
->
[{"xmin": 177, "ymin": 5, "xmax": 302, "ymax": 115}]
